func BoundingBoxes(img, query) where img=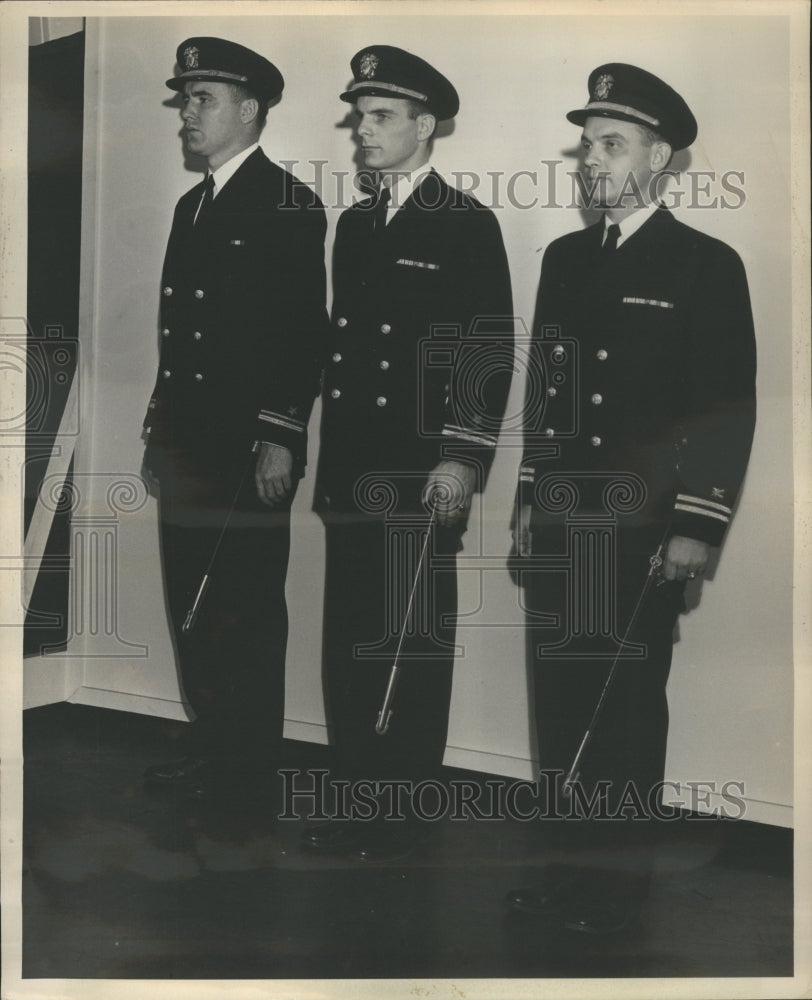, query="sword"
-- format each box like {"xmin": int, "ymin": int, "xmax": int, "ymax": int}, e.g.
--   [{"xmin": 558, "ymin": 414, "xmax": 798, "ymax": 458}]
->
[
  {"xmin": 561, "ymin": 532, "xmax": 669, "ymax": 794},
  {"xmin": 181, "ymin": 450, "xmax": 257, "ymax": 634},
  {"xmin": 375, "ymin": 504, "xmax": 438, "ymax": 735}
]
